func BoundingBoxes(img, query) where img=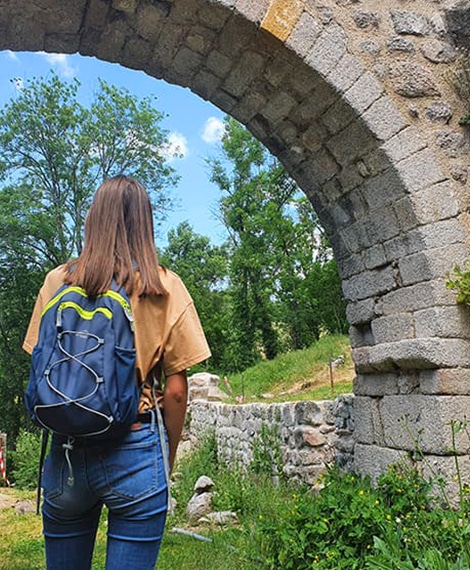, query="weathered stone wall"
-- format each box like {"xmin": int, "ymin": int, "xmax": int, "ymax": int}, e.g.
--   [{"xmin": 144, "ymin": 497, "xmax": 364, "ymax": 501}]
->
[
  {"xmin": 187, "ymin": 395, "xmax": 355, "ymax": 486},
  {"xmin": 2, "ymin": 0, "xmax": 470, "ymax": 479}
]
